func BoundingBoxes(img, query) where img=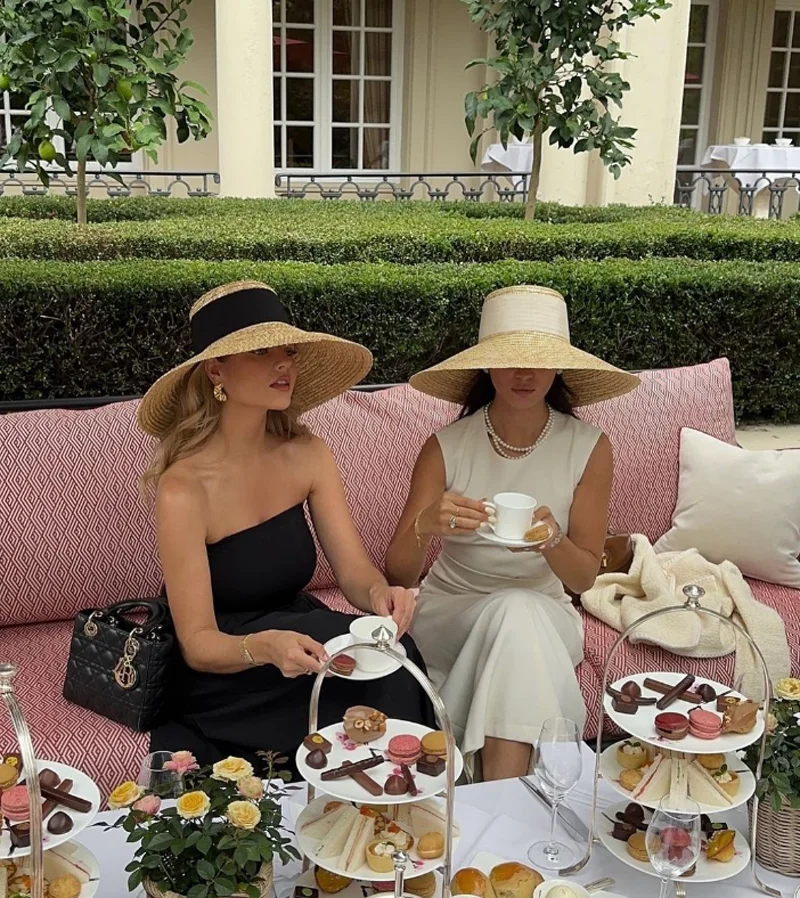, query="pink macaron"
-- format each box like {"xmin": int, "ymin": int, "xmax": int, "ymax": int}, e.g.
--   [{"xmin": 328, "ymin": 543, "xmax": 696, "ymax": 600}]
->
[
  {"xmin": 1, "ymin": 784, "xmax": 30, "ymax": 823},
  {"xmin": 386, "ymin": 734, "xmax": 422, "ymax": 766},
  {"xmin": 688, "ymin": 708, "xmax": 723, "ymax": 740}
]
